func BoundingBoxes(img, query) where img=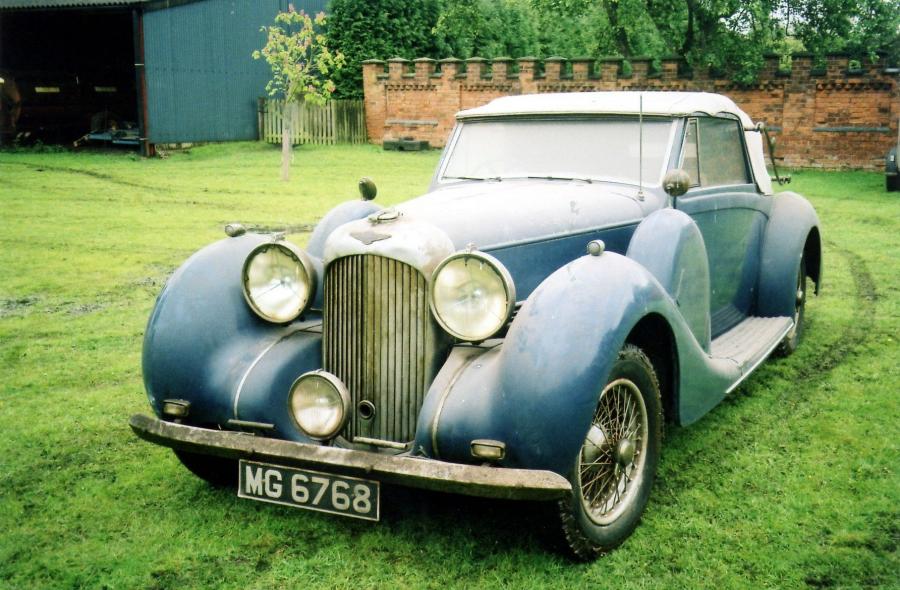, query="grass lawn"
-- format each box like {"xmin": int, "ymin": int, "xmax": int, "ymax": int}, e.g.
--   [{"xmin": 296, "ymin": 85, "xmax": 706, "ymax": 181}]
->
[{"xmin": 0, "ymin": 142, "xmax": 897, "ymax": 589}]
